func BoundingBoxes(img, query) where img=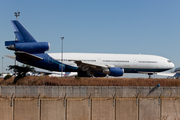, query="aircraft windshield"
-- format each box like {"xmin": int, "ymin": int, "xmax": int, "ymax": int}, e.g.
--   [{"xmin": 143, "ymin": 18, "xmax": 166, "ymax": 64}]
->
[{"xmin": 167, "ymin": 60, "xmax": 171, "ymax": 63}]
